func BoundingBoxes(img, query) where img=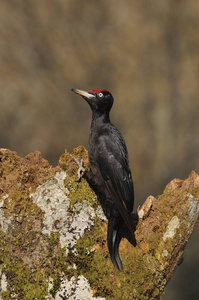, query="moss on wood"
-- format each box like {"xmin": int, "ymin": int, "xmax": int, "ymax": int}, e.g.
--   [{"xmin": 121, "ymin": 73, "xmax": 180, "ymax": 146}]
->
[{"xmin": 0, "ymin": 148, "xmax": 198, "ymax": 299}]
